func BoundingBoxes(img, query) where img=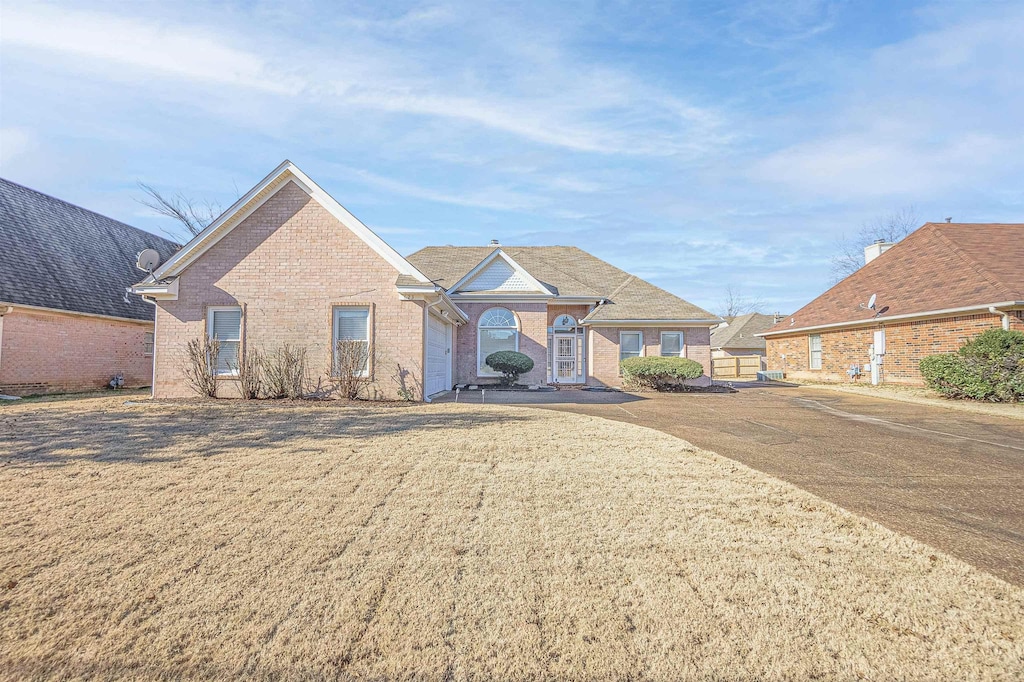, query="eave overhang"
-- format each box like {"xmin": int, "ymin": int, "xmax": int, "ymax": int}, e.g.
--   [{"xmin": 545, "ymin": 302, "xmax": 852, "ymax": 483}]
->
[{"xmin": 758, "ymin": 301, "xmax": 1024, "ymax": 337}]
